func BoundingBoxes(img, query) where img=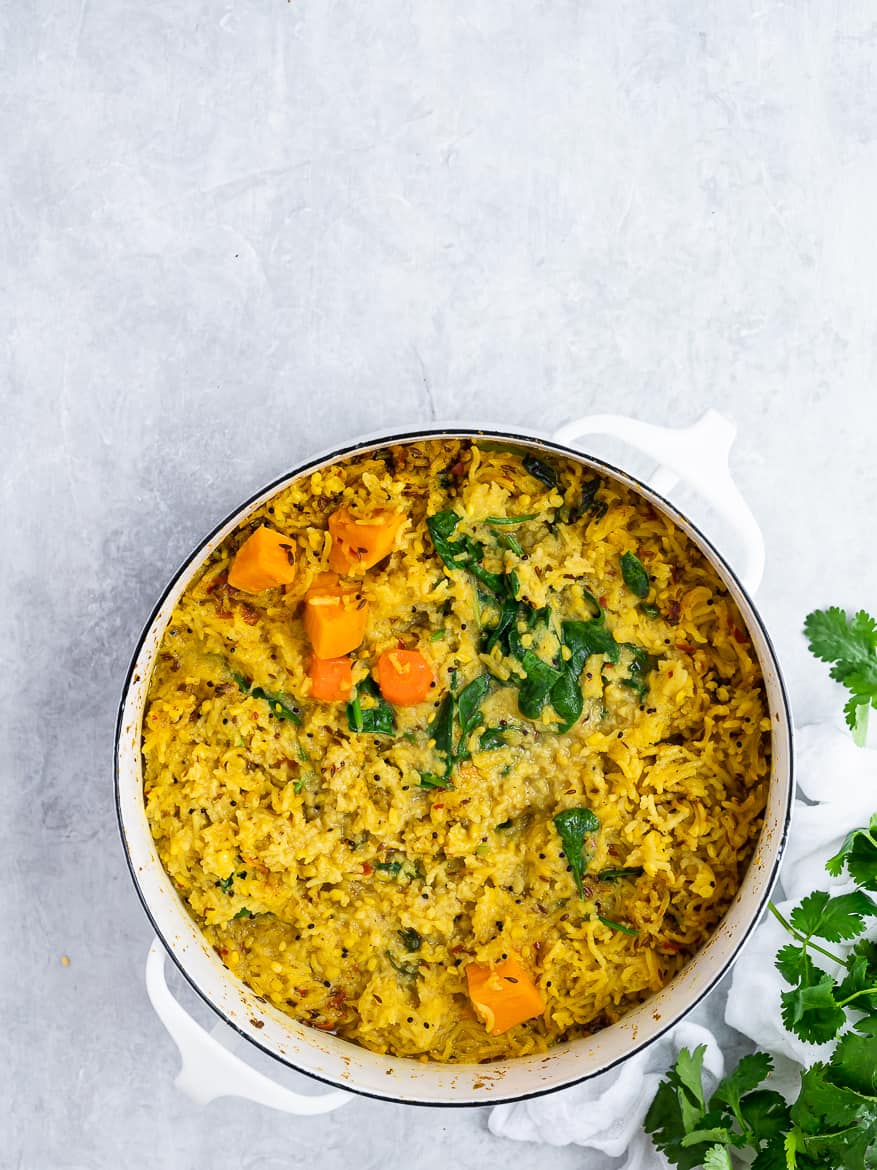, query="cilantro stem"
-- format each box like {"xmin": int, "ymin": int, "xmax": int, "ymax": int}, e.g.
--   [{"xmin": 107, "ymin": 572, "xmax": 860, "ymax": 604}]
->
[
  {"xmin": 767, "ymin": 901, "xmax": 848, "ymax": 967},
  {"xmin": 835, "ymin": 986, "xmax": 877, "ymax": 1009}
]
